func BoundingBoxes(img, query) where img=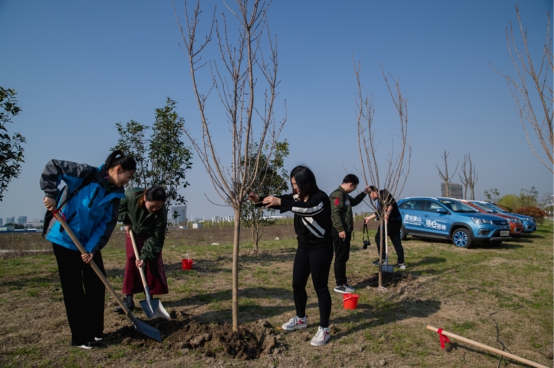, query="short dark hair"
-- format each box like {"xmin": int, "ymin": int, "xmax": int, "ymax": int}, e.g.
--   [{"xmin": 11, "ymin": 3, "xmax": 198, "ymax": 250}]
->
[
  {"xmin": 342, "ymin": 174, "xmax": 359, "ymax": 185},
  {"xmin": 369, "ymin": 185, "xmax": 379, "ymax": 193},
  {"xmin": 145, "ymin": 186, "xmax": 167, "ymax": 202},
  {"xmin": 290, "ymin": 165, "xmax": 319, "ymax": 199}
]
